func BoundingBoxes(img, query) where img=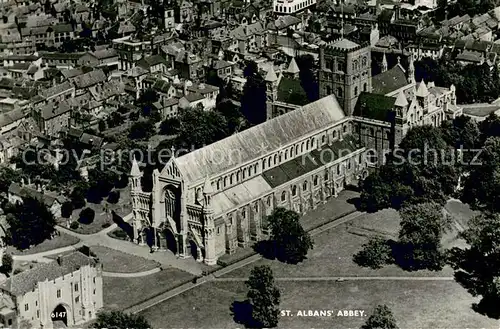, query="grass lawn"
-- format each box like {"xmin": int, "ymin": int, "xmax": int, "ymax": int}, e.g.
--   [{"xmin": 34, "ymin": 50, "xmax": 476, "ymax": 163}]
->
[
  {"xmin": 103, "ymin": 267, "xmax": 195, "ymax": 310},
  {"xmin": 90, "ymin": 246, "xmax": 159, "ymax": 273},
  {"xmin": 223, "ymin": 207, "xmax": 457, "ymax": 279},
  {"xmin": 139, "ymin": 280, "xmax": 498, "ymax": 329},
  {"xmin": 6, "ymin": 232, "xmax": 80, "ymax": 256},
  {"xmin": 66, "ymin": 188, "xmax": 132, "ymax": 235}
]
